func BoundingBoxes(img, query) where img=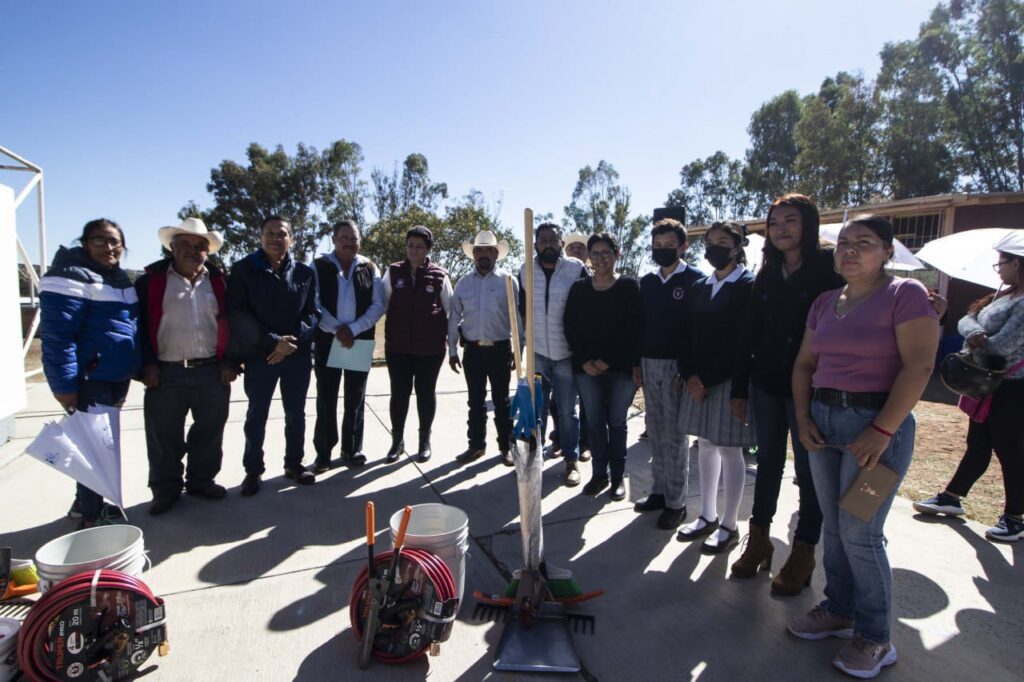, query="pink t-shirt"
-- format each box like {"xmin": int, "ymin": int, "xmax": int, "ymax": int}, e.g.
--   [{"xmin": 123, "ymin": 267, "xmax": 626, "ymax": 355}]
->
[{"xmin": 807, "ymin": 278, "xmax": 938, "ymax": 392}]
